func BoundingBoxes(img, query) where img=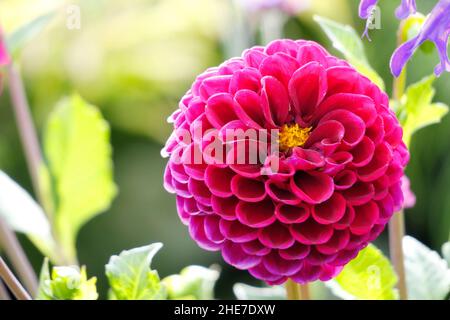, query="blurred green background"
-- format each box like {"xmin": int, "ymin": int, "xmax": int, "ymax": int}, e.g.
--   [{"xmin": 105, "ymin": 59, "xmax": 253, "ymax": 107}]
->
[{"xmin": 0, "ymin": 0, "xmax": 449, "ymax": 298}]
